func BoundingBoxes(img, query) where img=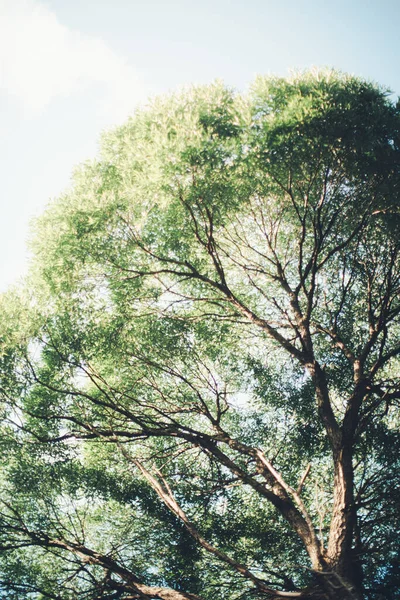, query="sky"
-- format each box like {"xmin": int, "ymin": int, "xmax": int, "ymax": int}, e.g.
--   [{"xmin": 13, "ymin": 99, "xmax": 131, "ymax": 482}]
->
[{"xmin": 1, "ymin": 0, "xmax": 400, "ymax": 291}]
